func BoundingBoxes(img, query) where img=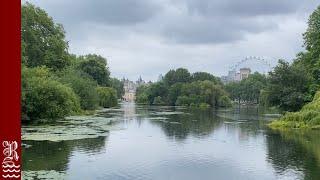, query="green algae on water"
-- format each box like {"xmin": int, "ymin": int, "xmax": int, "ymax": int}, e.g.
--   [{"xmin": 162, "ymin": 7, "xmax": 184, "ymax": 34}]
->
[
  {"xmin": 22, "ymin": 116, "xmax": 120, "ymax": 142},
  {"xmin": 22, "ymin": 170, "xmax": 66, "ymax": 180}
]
